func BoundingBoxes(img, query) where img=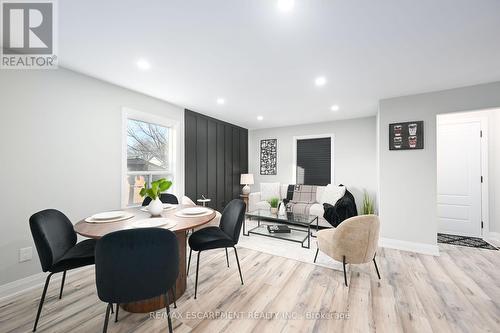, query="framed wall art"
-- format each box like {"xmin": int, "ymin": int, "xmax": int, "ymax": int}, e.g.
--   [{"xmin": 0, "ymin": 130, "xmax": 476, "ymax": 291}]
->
[
  {"xmin": 260, "ymin": 139, "xmax": 277, "ymax": 175},
  {"xmin": 389, "ymin": 121, "xmax": 424, "ymax": 150}
]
